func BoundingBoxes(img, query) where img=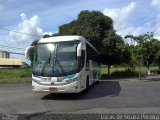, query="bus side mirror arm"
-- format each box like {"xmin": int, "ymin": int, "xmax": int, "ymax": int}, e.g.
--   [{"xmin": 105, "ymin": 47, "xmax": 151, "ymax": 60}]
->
[{"xmin": 25, "ymin": 46, "xmax": 35, "ymax": 59}]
